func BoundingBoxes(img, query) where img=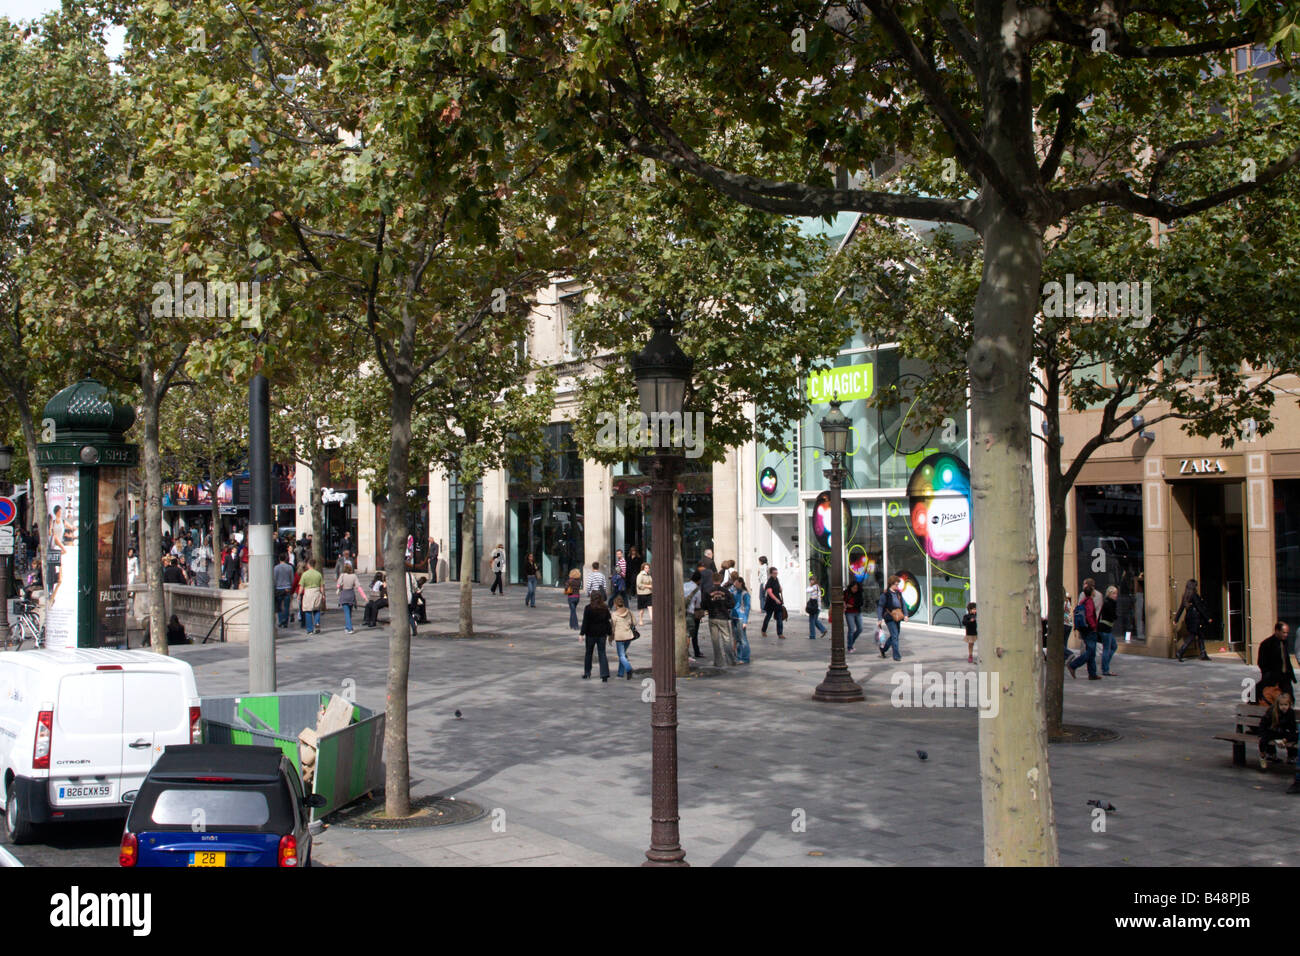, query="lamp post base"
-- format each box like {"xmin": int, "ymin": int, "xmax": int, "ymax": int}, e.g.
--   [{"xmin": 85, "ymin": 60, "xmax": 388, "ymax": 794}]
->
[
  {"xmin": 643, "ymin": 848, "xmax": 689, "ymax": 867},
  {"xmin": 812, "ymin": 668, "xmax": 865, "ymax": 703}
]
